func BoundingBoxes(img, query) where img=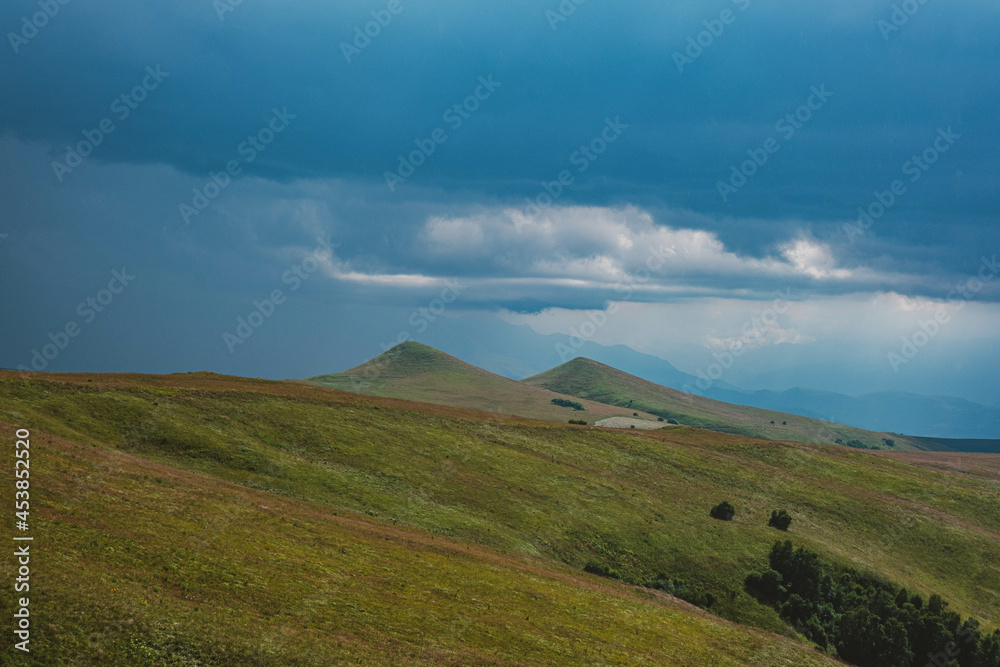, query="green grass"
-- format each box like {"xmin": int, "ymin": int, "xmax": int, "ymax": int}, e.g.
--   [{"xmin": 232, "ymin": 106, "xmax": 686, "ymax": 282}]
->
[
  {"xmin": 1, "ymin": 371, "xmax": 998, "ymax": 664},
  {"xmin": 0, "ymin": 424, "xmax": 841, "ymax": 666},
  {"xmin": 523, "ymin": 357, "xmax": 930, "ymax": 450}
]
